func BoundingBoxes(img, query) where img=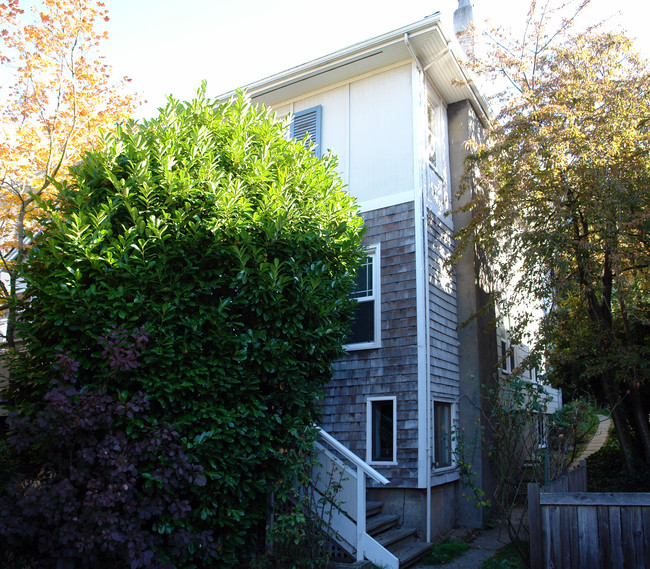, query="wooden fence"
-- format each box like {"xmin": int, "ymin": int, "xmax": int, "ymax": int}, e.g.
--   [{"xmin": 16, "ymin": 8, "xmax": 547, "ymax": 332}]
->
[{"xmin": 529, "ymin": 462, "xmax": 650, "ymax": 568}]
